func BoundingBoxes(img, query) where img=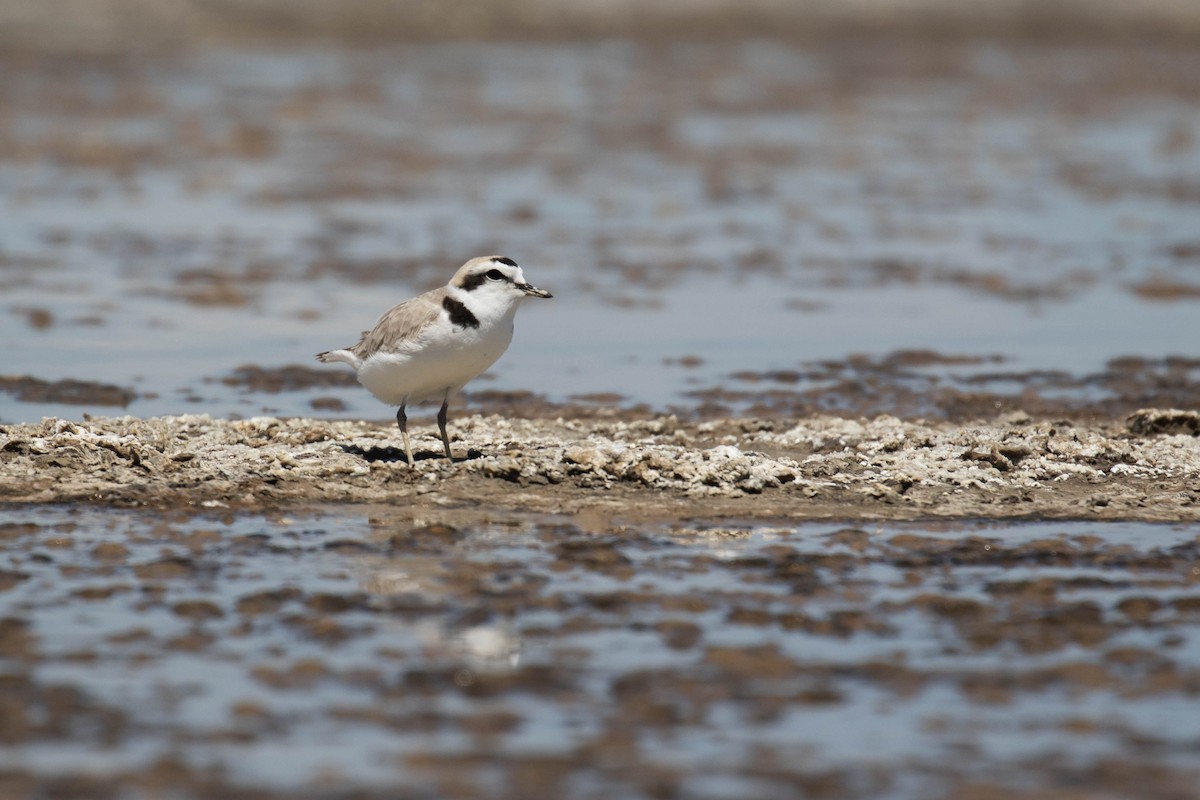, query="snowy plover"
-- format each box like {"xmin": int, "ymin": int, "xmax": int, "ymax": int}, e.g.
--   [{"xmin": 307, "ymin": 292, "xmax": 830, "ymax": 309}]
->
[{"xmin": 316, "ymin": 256, "xmax": 552, "ymax": 465}]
